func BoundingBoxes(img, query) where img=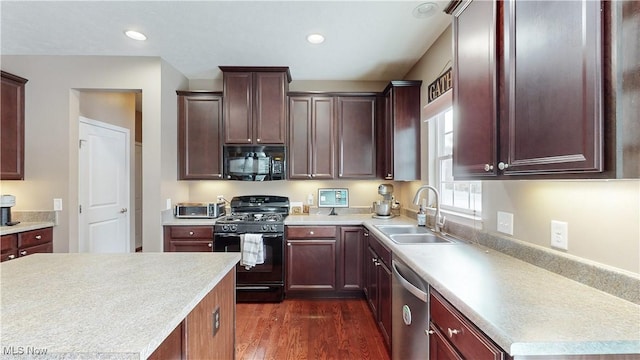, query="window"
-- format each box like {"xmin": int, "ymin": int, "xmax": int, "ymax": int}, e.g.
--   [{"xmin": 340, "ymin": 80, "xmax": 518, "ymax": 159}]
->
[{"xmin": 433, "ymin": 107, "xmax": 482, "ymax": 215}]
